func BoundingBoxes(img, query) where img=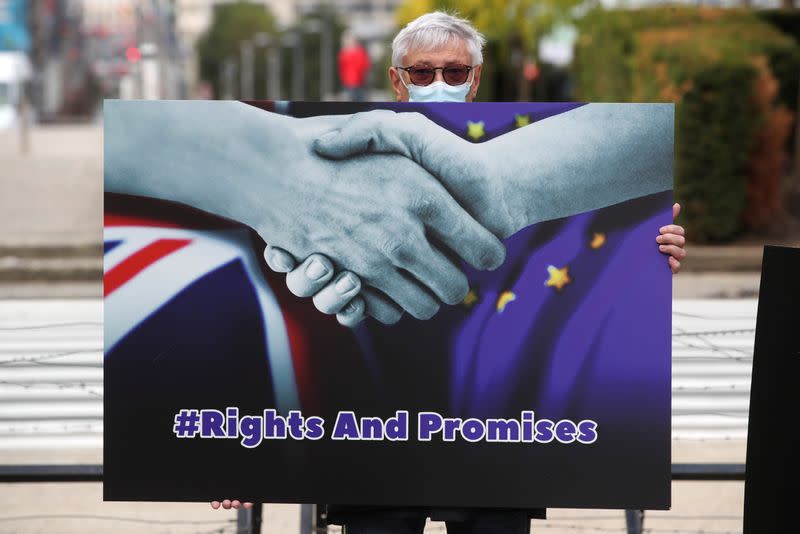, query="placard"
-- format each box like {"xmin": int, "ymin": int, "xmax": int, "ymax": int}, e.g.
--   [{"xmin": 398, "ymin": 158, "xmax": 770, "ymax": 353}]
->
[{"xmin": 103, "ymin": 101, "xmax": 673, "ymax": 509}]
